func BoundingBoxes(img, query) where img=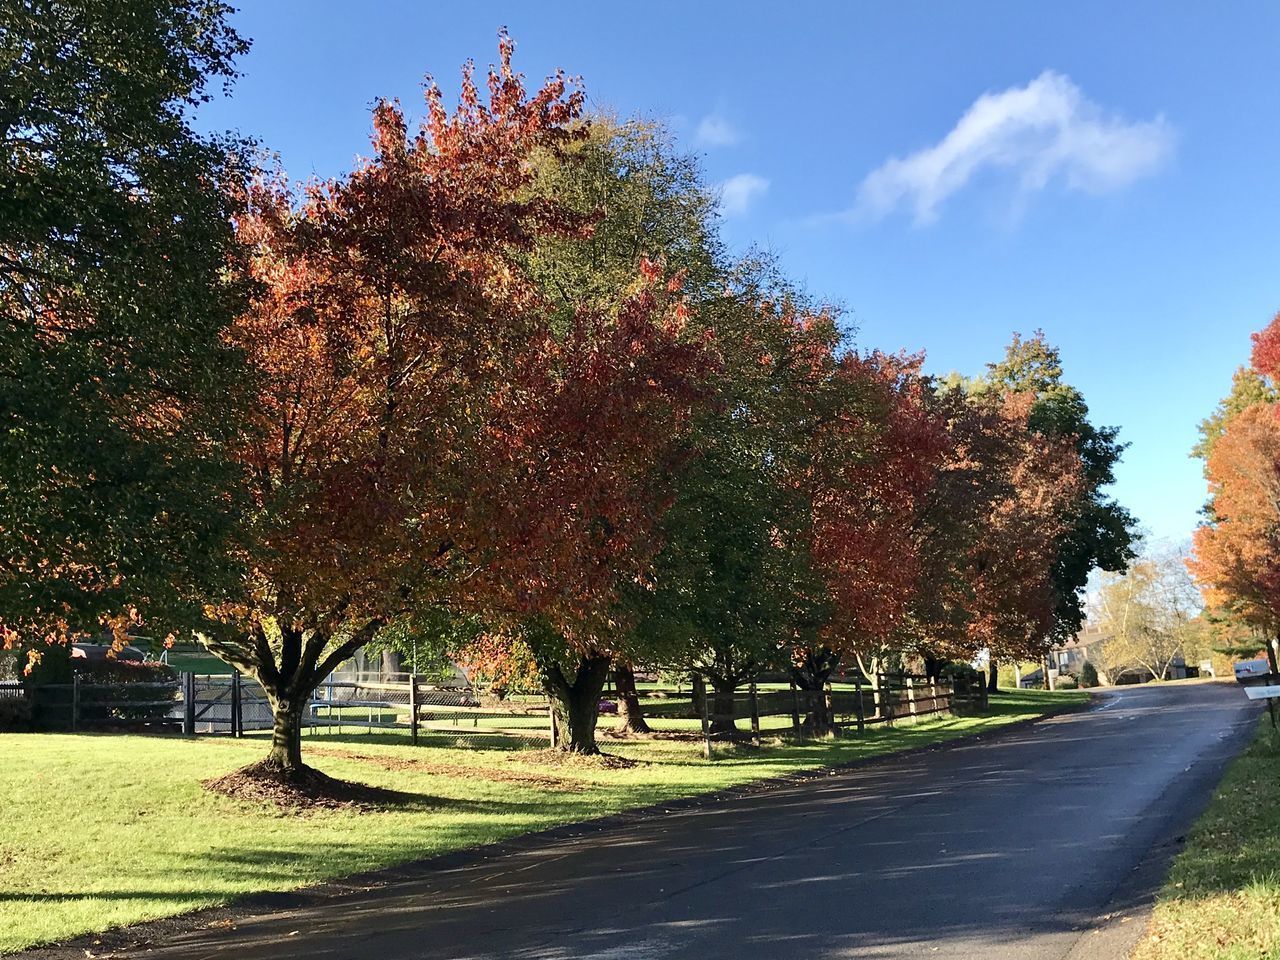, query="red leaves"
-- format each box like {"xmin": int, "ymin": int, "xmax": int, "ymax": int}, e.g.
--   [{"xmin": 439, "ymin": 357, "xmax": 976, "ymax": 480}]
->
[
  {"xmin": 469, "ymin": 265, "xmax": 715, "ymax": 632},
  {"xmin": 1251, "ymin": 312, "xmax": 1280, "ymax": 384},
  {"xmin": 809, "ymin": 351, "xmax": 948, "ymax": 653}
]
